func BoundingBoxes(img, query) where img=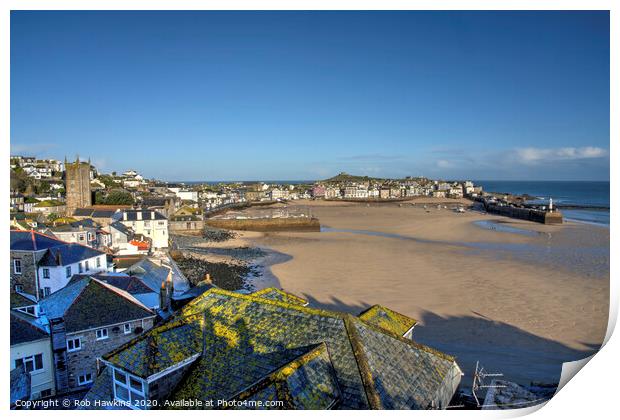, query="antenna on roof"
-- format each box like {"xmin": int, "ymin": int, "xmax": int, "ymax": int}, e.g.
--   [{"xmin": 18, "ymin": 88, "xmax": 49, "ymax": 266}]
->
[{"xmin": 471, "ymin": 361, "xmax": 505, "ymax": 408}]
